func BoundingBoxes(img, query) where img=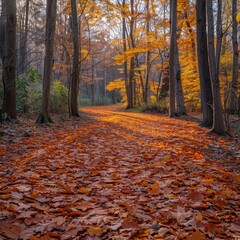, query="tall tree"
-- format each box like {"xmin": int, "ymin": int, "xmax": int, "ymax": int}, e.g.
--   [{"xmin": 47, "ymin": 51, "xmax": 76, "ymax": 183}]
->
[
  {"xmin": 36, "ymin": 0, "xmax": 57, "ymax": 124},
  {"xmin": 0, "ymin": 0, "xmax": 6, "ymax": 61},
  {"xmin": 127, "ymin": 0, "xmax": 135, "ymax": 109},
  {"xmin": 175, "ymin": 42, "xmax": 186, "ymax": 115},
  {"xmin": 18, "ymin": 0, "xmax": 30, "ymax": 74},
  {"xmin": 122, "ymin": 0, "xmax": 129, "ymax": 107},
  {"xmin": 144, "ymin": 0, "xmax": 150, "ymax": 104},
  {"xmin": 206, "ymin": 0, "xmax": 226, "ymax": 135},
  {"xmin": 216, "ymin": 0, "xmax": 222, "ymax": 77},
  {"xmin": 2, "ymin": 0, "xmax": 17, "ymax": 119},
  {"xmin": 69, "ymin": 0, "xmax": 80, "ymax": 116},
  {"xmin": 169, "ymin": 0, "xmax": 177, "ymax": 117},
  {"xmin": 230, "ymin": 0, "xmax": 239, "ymax": 113},
  {"xmin": 196, "ymin": 0, "xmax": 213, "ymax": 127}
]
